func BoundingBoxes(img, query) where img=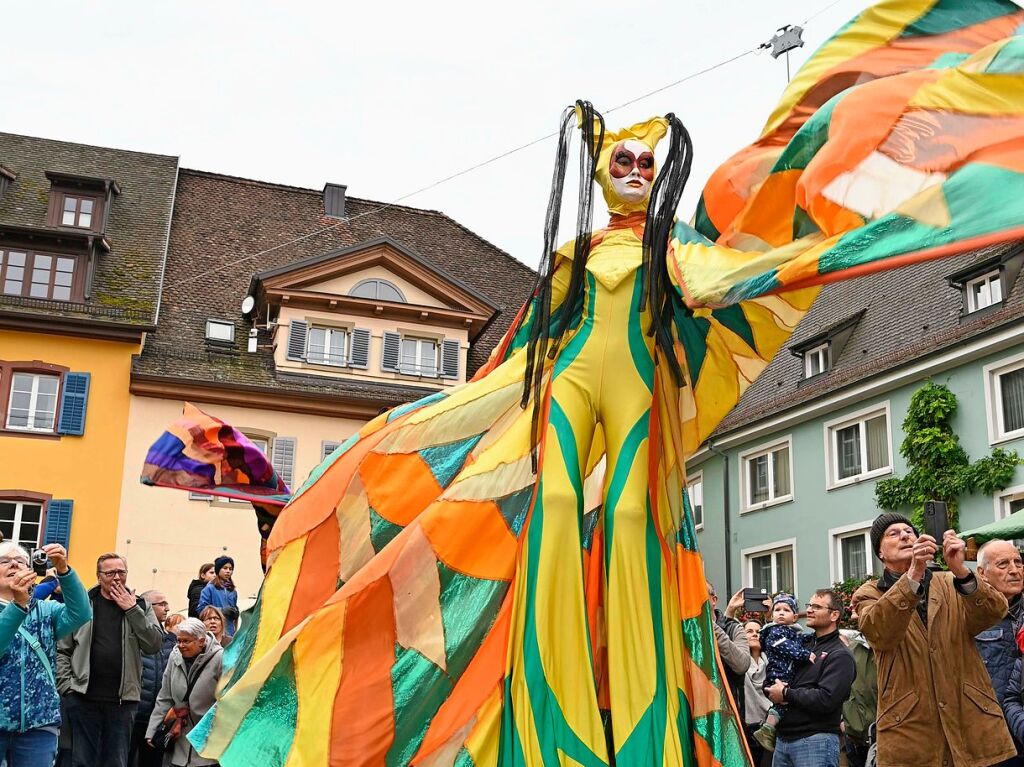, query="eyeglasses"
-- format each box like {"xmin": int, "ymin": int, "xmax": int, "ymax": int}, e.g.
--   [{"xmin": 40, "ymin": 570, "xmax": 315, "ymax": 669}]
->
[
  {"xmin": 151, "ymin": 601, "xmax": 169, "ymax": 607},
  {"xmin": 805, "ymin": 603, "xmax": 836, "ymax": 612},
  {"xmin": 0, "ymin": 557, "xmax": 29, "ymax": 567},
  {"xmin": 98, "ymin": 569, "xmax": 128, "ymax": 578}
]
